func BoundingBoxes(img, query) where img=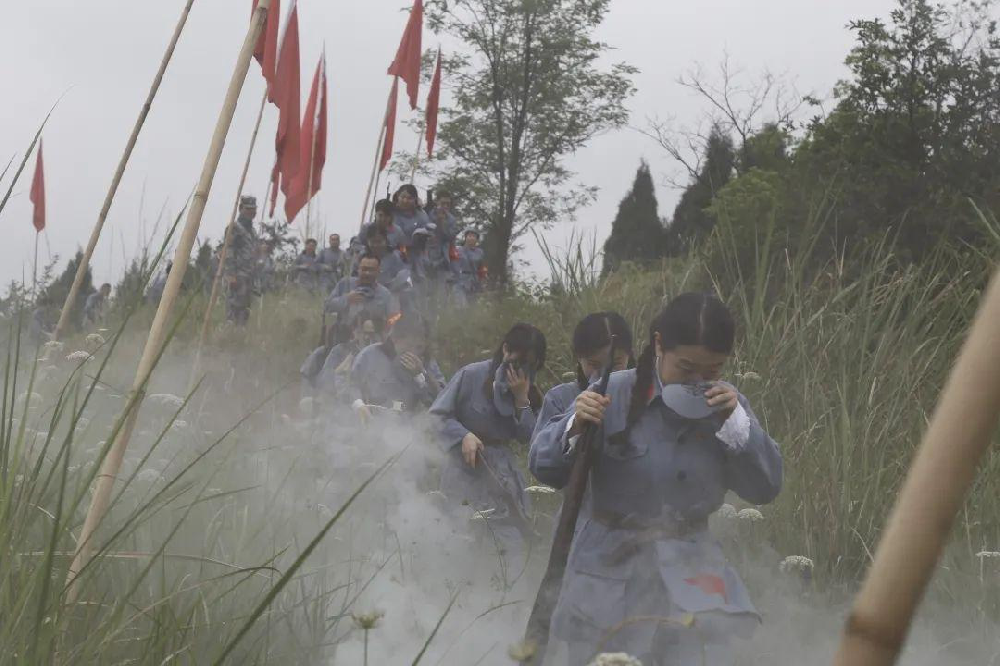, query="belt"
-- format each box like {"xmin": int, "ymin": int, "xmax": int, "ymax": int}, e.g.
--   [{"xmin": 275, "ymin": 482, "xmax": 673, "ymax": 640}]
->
[{"xmin": 592, "ymin": 510, "xmax": 708, "ymax": 566}]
